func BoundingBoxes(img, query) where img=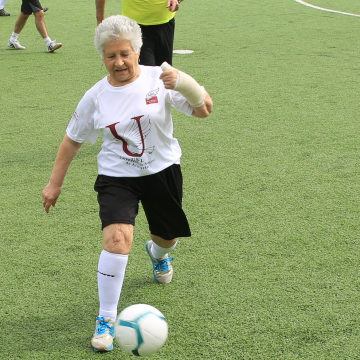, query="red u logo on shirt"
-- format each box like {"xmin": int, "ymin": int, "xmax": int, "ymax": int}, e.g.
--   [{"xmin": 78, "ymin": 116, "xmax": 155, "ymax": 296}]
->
[{"xmin": 106, "ymin": 115, "xmax": 154, "ymax": 157}]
